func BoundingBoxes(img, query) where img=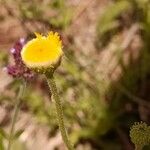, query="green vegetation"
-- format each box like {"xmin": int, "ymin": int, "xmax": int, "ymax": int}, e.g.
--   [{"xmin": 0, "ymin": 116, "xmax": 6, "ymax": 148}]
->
[{"xmin": 0, "ymin": 0, "xmax": 150, "ymax": 149}]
